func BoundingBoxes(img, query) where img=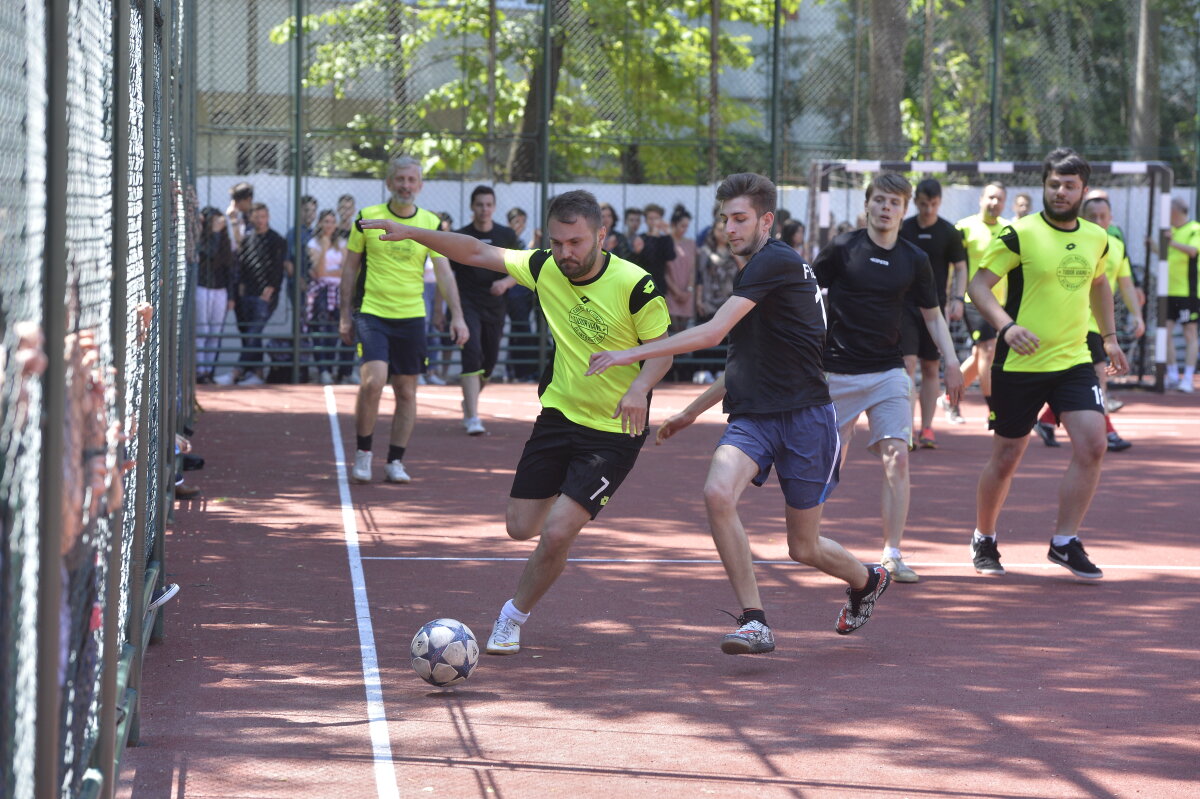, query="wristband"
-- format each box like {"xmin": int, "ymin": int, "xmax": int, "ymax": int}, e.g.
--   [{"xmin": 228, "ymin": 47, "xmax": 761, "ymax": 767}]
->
[
  {"xmin": 1102, "ymin": 332, "xmax": 1117, "ymax": 339},
  {"xmin": 998, "ymin": 321, "xmax": 1016, "ymax": 341}
]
